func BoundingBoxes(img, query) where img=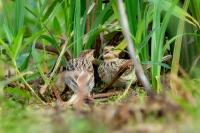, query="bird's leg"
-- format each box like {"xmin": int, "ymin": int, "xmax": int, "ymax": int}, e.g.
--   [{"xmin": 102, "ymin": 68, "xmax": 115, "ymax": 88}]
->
[{"xmin": 52, "ymin": 86, "xmax": 64, "ymax": 103}]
